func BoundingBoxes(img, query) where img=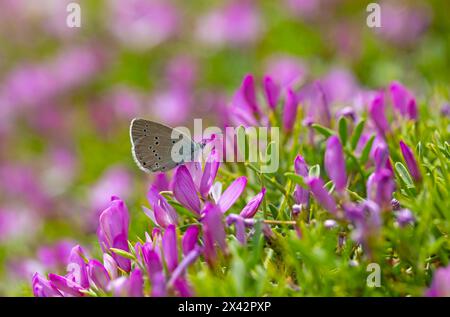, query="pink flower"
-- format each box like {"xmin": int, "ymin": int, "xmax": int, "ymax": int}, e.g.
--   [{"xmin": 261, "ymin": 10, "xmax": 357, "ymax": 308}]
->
[
  {"xmin": 390, "ymin": 81, "xmax": 418, "ymax": 120},
  {"xmin": 366, "ymin": 169, "xmax": 395, "ymax": 211},
  {"xmin": 202, "ymin": 203, "xmax": 227, "ymax": 264},
  {"xmin": 109, "ymin": 0, "xmax": 179, "ymax": 50},
  {"xmin": 399, "ymin": 140, "xmax": 422, "ymax": 182},
  {"xmin": 263, "ymin": 76, "xmax": 280, "ymax": 110},
  {"xmin": 264, "ymin": 56, "xmax": 307, "ymax": 89},
  {"xmin": 144, "ymin": 185, "xmax": 178, "ymax": 228},
  {"xmin": 87, "ymin": 259, "xmax": 110, "ymax": 291},
  {"xmin": 324, "ymin": 136, "xmax": 347, "ymax": 192},
  {"xmin": 196, "ymin": 0, "xmax": 262, "ymax": 47},
  {"xmin": 426, "ymin": 265, "xmax": 450, "ymax": 297},
  {"xmin": 240, "ymin": 188, "xmax": 266, "ymax": 219},
  {"xmin": 307, "ymin": 177, "xmax": 337, "ymax": 214},
  {"xmin": 293, "ymin": 155, "xmax": 310, "ymax": 206},
  {"xmin": 98, "ymin": 197, "xmax": 131, "ymax": 272},
  {"xmin": 32, "ymin": 273, "xmax": 62, "ymax": 297},
  {"xmin": 172, "ymin": 155, "xmax": 246, "ymax": 214},
  {"xmin": 90, "ymin": 166, "xmax": 132, "ymax": 216},
  {"xmin": 282, "ymin": 88, "xmax": 299, "ymax": 133},
  {"xmin": 369, "ymin": 92, "xmax": 390, "ymax": 134}
]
